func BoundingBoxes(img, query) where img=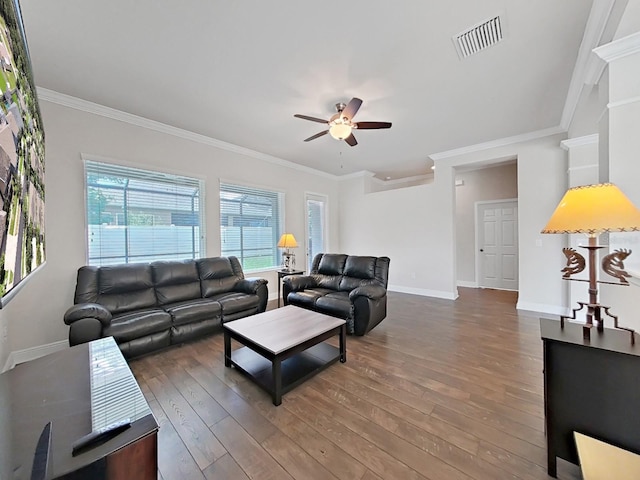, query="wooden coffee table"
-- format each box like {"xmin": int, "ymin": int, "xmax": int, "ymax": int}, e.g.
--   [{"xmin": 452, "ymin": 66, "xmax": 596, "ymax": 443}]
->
[{"xmin": 223, "ymin": 305, "xmax": 346, "ymax": 405}]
